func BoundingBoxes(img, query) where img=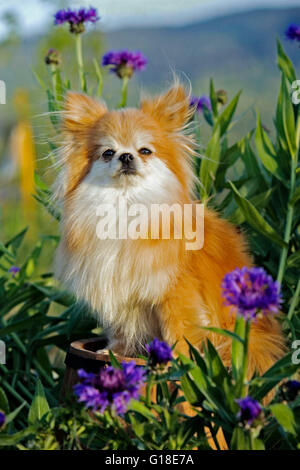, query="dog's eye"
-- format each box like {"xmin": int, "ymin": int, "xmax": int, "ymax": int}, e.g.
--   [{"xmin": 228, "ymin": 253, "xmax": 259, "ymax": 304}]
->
[
  {"xmin": 102, "ymin": 149, "xmax": 115, "ymax": 160},
  {"xmin": 139, "ymin": 148, "xmax": 152, "ymax": 155}
]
